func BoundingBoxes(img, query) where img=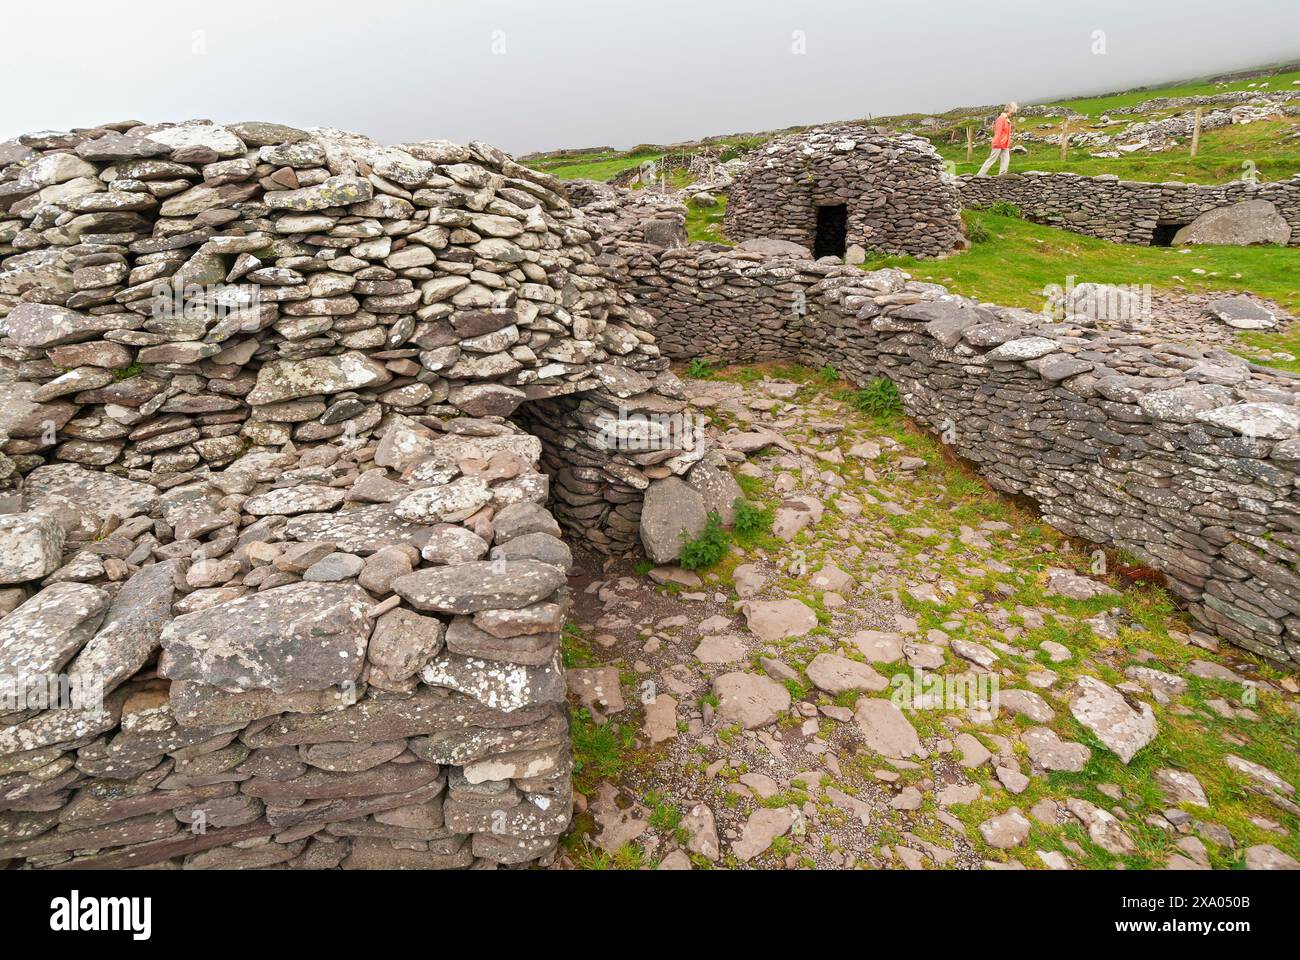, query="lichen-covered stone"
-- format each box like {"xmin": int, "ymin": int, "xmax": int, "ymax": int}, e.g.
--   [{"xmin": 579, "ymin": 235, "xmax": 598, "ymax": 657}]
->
[
  {"xmin": 158, "ymin": 582, "xmax": 374, "ymax": 693},
  {"xmin": 0, "ymin": 513, "xmax": 64, "ymax": 584}
]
